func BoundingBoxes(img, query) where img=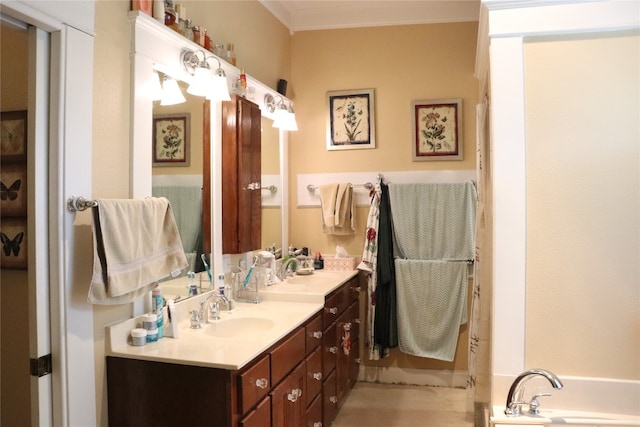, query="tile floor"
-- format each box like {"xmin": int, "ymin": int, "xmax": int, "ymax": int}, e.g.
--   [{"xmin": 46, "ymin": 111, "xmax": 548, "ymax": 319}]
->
[{"xmin": 332, "ymin": 382, "xmax": 474, "ymax": 427}]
